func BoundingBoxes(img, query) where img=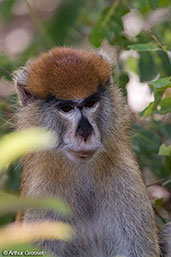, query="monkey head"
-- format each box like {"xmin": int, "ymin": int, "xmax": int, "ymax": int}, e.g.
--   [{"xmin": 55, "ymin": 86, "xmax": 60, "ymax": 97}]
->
[{"xmin": 13, "ymin": 47, "xmax": 129, "ymax": 162}]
